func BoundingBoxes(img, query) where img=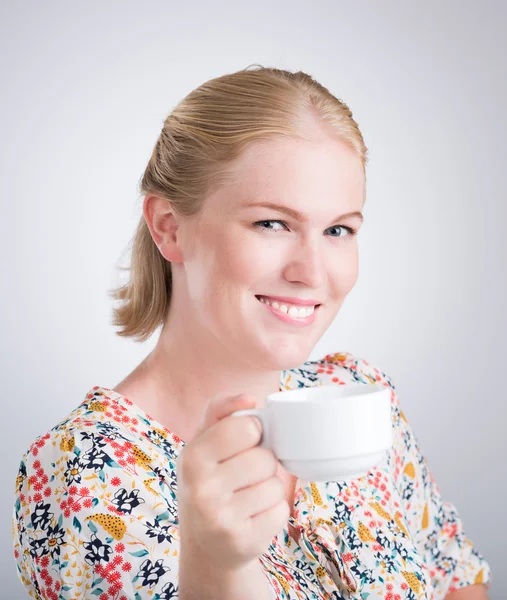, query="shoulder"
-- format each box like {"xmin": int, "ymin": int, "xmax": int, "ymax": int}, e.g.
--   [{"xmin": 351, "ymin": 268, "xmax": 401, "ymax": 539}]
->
[
  {"xmin": 13, "ymin": 384, "xmax": 180, "ymax": 534},
  {"xmin": 16, "ymin": 386, "xmax": 136, "ymax": 464},
  {"xmin": 12, "ymin": 387, "xmax": 182, "ymax": 596},
  {"xmin": 285, "ymin": 350, "xmax": 397, "ymax": 390},
  {"xmin": 13, "ymin": 386, "xmax": 166, "ymax": 505}
]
